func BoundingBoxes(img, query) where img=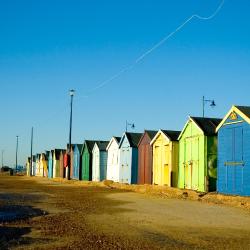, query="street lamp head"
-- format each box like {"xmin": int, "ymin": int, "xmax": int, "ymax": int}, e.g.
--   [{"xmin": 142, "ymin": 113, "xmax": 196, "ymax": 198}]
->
[
  {"xmin": 210, "ymin": 100, "xmax": 216, "ymax": 107},
  {"xmin": 69, "ymin": 89, "xmax": 75, "ymax": 96}
]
